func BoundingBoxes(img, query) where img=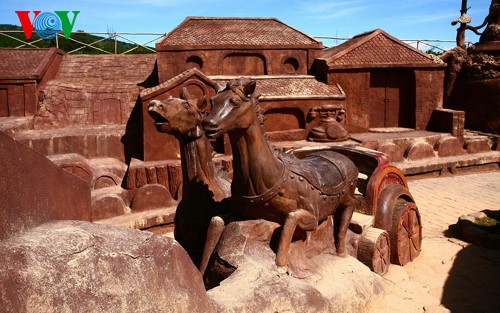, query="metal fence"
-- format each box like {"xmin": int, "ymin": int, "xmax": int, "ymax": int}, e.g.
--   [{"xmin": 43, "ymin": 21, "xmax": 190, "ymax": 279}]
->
[
  {"xmin": 315, "ymin": 36, "xmax": 473, "ymax": 52},
  {"xmin": 0, "ymin": 30, "xmax": 468, "ymax": 54},
  {"xmin": 0, "ymin": 30, "xmax": 165, "ymax": 54}
]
